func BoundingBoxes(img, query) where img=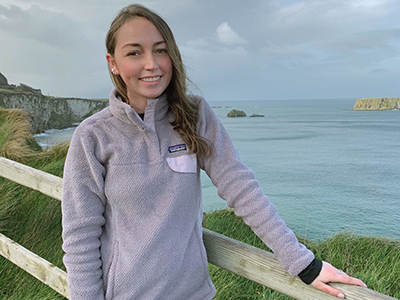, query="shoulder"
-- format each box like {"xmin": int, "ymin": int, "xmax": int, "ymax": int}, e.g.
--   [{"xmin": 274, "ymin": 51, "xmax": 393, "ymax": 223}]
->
[
  {"xmin": 188, "ymin": 95, "xmax": 221, "ymax": 133},
  {"xmin": 186, "ymin": 94, "xmax": 213, "ymax": 114}
]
